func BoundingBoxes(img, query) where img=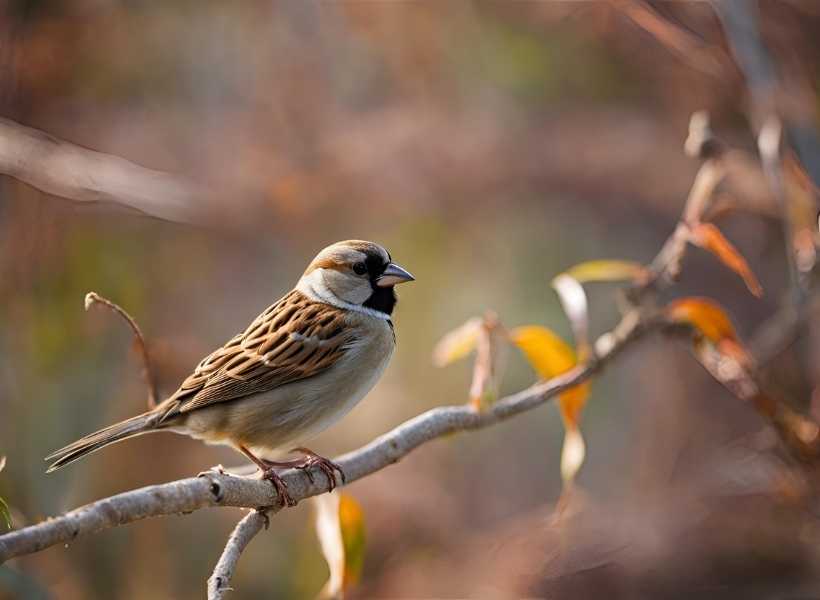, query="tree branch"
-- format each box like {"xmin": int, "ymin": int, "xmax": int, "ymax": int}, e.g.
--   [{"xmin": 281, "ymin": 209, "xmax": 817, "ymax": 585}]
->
[
  {"xmin": 0, "ymin": 310, "xmax": 645, "ymax": 564},
  {"xmin": 207, "ymin": 510, "xmax": 268, "ymax": 600},
  {"xmin": 0, "ymin": 117, "xmax": 204, "ymax": 224}
]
